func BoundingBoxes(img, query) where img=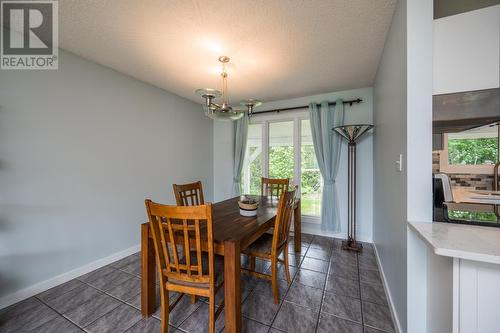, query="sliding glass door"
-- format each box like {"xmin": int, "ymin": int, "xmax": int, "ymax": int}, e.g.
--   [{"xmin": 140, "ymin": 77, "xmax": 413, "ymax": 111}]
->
[{"xmin": 241, "ymin": 113, "xmax": 322, "ymax": 221}]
